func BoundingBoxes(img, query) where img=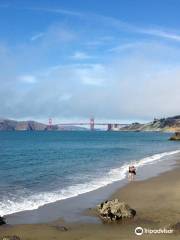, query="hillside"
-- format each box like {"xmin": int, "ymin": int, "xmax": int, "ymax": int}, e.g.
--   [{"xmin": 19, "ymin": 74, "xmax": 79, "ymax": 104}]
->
[
  {"xmin": 0, "ymin": 119, "xmax": 47, "ymax": 131},
  {"xmin": 120, "ymin": 116, "xmax": 180, "ymax": 132}
]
